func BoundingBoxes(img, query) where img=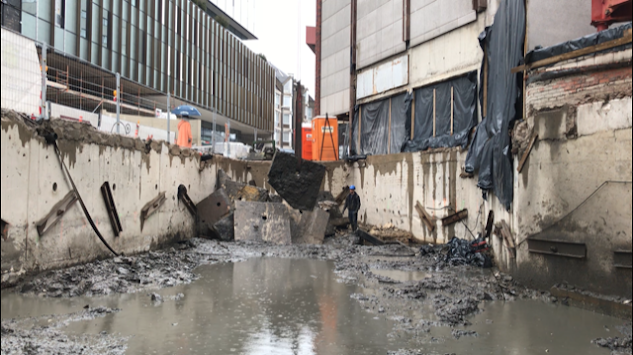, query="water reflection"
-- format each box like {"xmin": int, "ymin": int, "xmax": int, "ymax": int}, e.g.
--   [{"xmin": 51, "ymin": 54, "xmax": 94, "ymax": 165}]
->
[
  {"xmin": 1, "ymin": 259, "xmax": 622, "ymax": 355},
  {"xmin": 2, "ymin": 259, "xmax": 408, "ymax": 355}
]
